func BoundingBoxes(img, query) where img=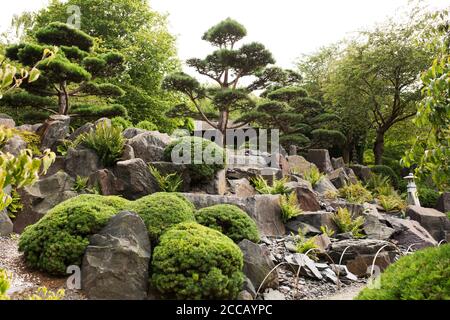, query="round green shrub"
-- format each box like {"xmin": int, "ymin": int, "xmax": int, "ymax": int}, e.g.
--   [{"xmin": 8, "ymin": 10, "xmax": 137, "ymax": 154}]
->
[
  {"xmin": 136, "ymin": 120, "xmax": 158, "ymax": 131},
  {"xmin": 164, "ymin": 136, "xmax": 226, "ymax": 183},
  {"xmin": 18, "ymin": 195, "xmax": 130, "ymax": 275},
  {"xmin": 151, "ymin": 222, "xmax": 244, "ymax": 300},
  {"xmin": 111, "ymin": 116, "xmax": 133, "ymax": 130},
  {"xmin": 418, "ymin": 187, "xmax": 440, "ymax": 208},
  {"xmin": 356, "ymin": 244, "xmax": 450, "ymax": 300},
  {"xmin": 131, "ymin": 192, "xmax": 196, "ymax": 242},
  {"xmin": 195, "ymin": 204, "xmax": 260, "ymax": 243},
  {"xmin": 370, "ymin": 165, "xmax": 400, "ymax": 189}
]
